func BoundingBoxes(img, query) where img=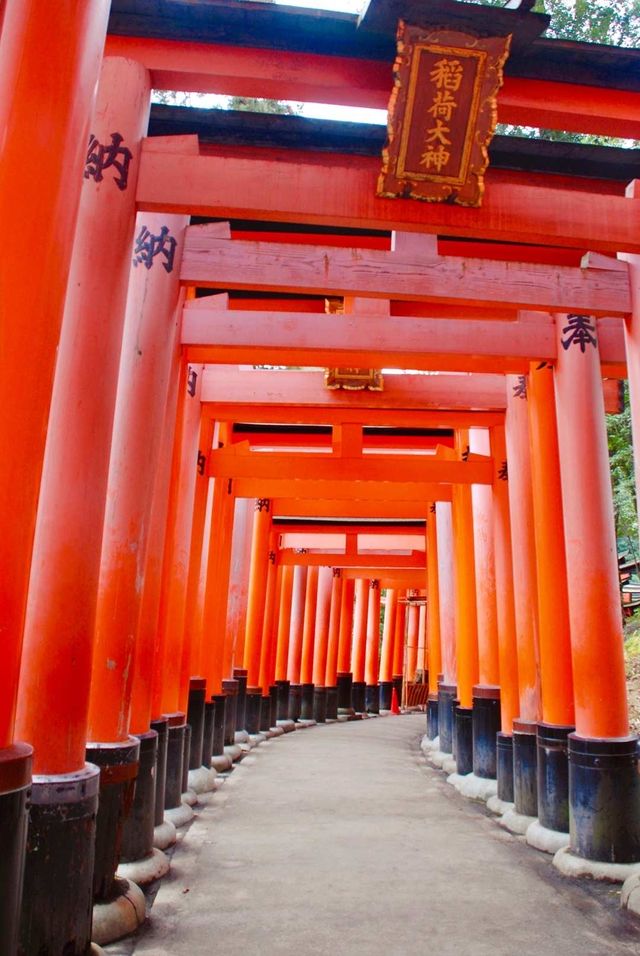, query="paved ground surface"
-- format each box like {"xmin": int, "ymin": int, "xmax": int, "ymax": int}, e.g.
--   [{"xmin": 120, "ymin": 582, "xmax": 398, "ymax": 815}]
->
[{"xmin": 107, "ymin": 714, "xmax": 640, "ymax": 956}]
